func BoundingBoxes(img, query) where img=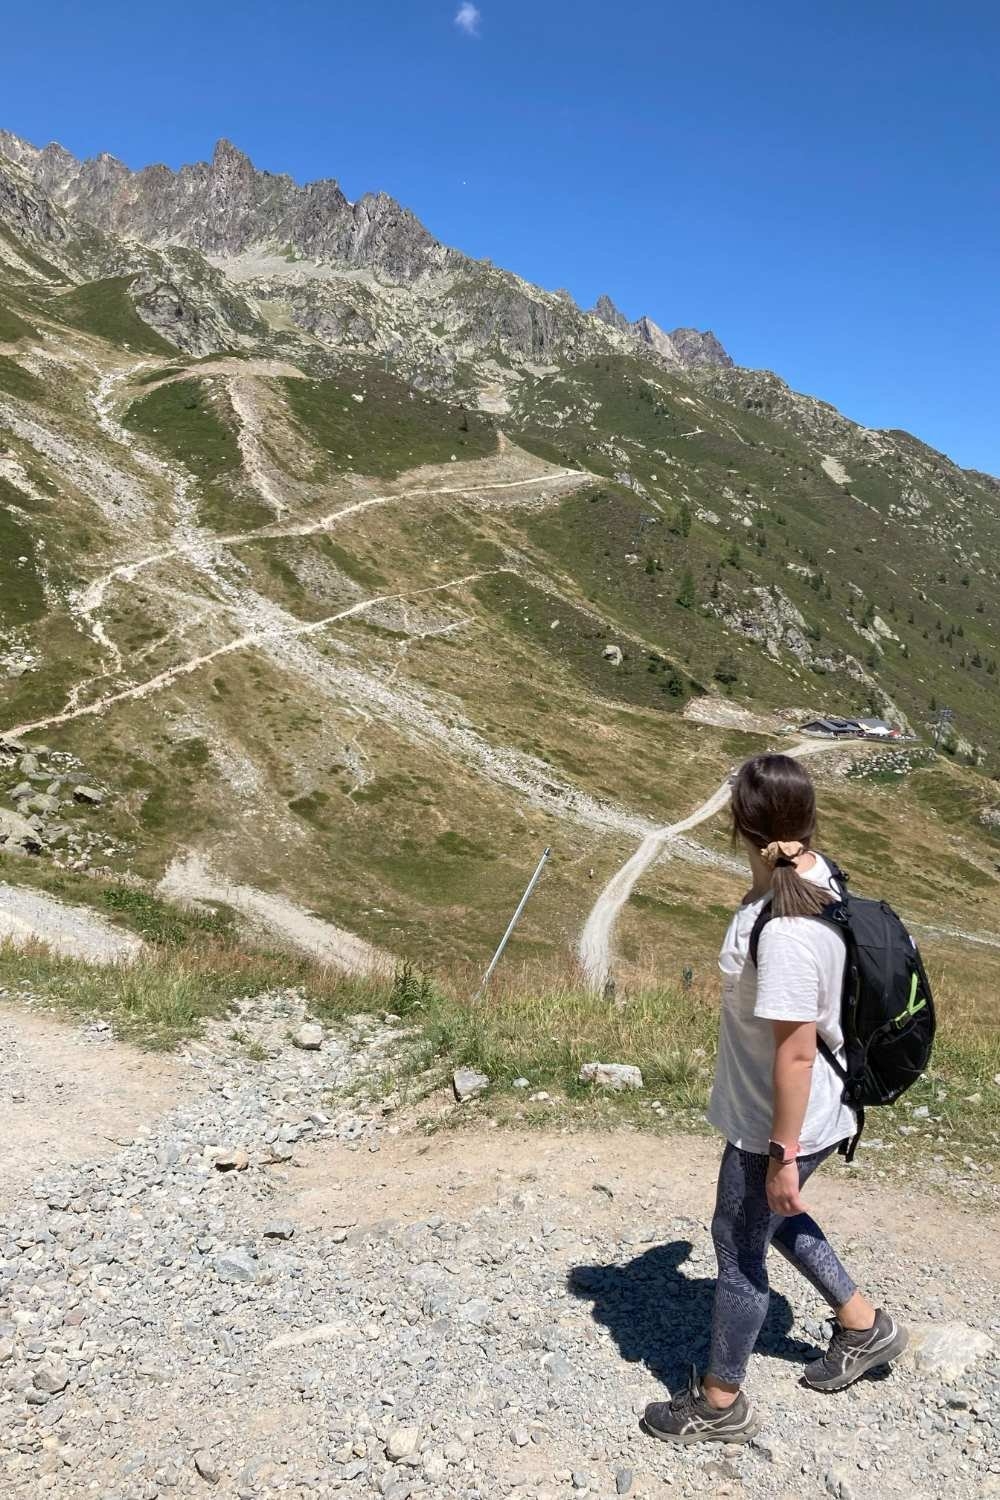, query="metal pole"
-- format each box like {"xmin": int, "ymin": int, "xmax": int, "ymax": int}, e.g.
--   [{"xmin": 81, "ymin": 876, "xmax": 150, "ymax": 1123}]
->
[{"xmin": 474, "ymin": 848, "xmax": 551, "ymax": 1000}]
